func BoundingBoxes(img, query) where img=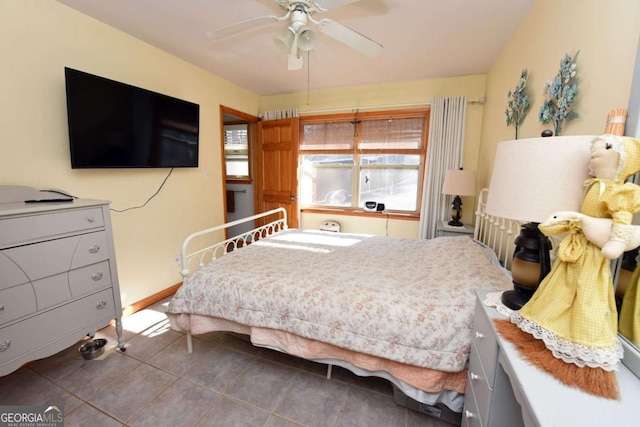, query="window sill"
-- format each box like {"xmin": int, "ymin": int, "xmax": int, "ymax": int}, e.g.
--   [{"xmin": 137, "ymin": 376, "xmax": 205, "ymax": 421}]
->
[
  {"xmin": 301, "ymin": 207, "xmax": 419, "ymax": 221},
  {"xmin": 226, "ymin": 177, "xmax": 252, "ymax": 184}
]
